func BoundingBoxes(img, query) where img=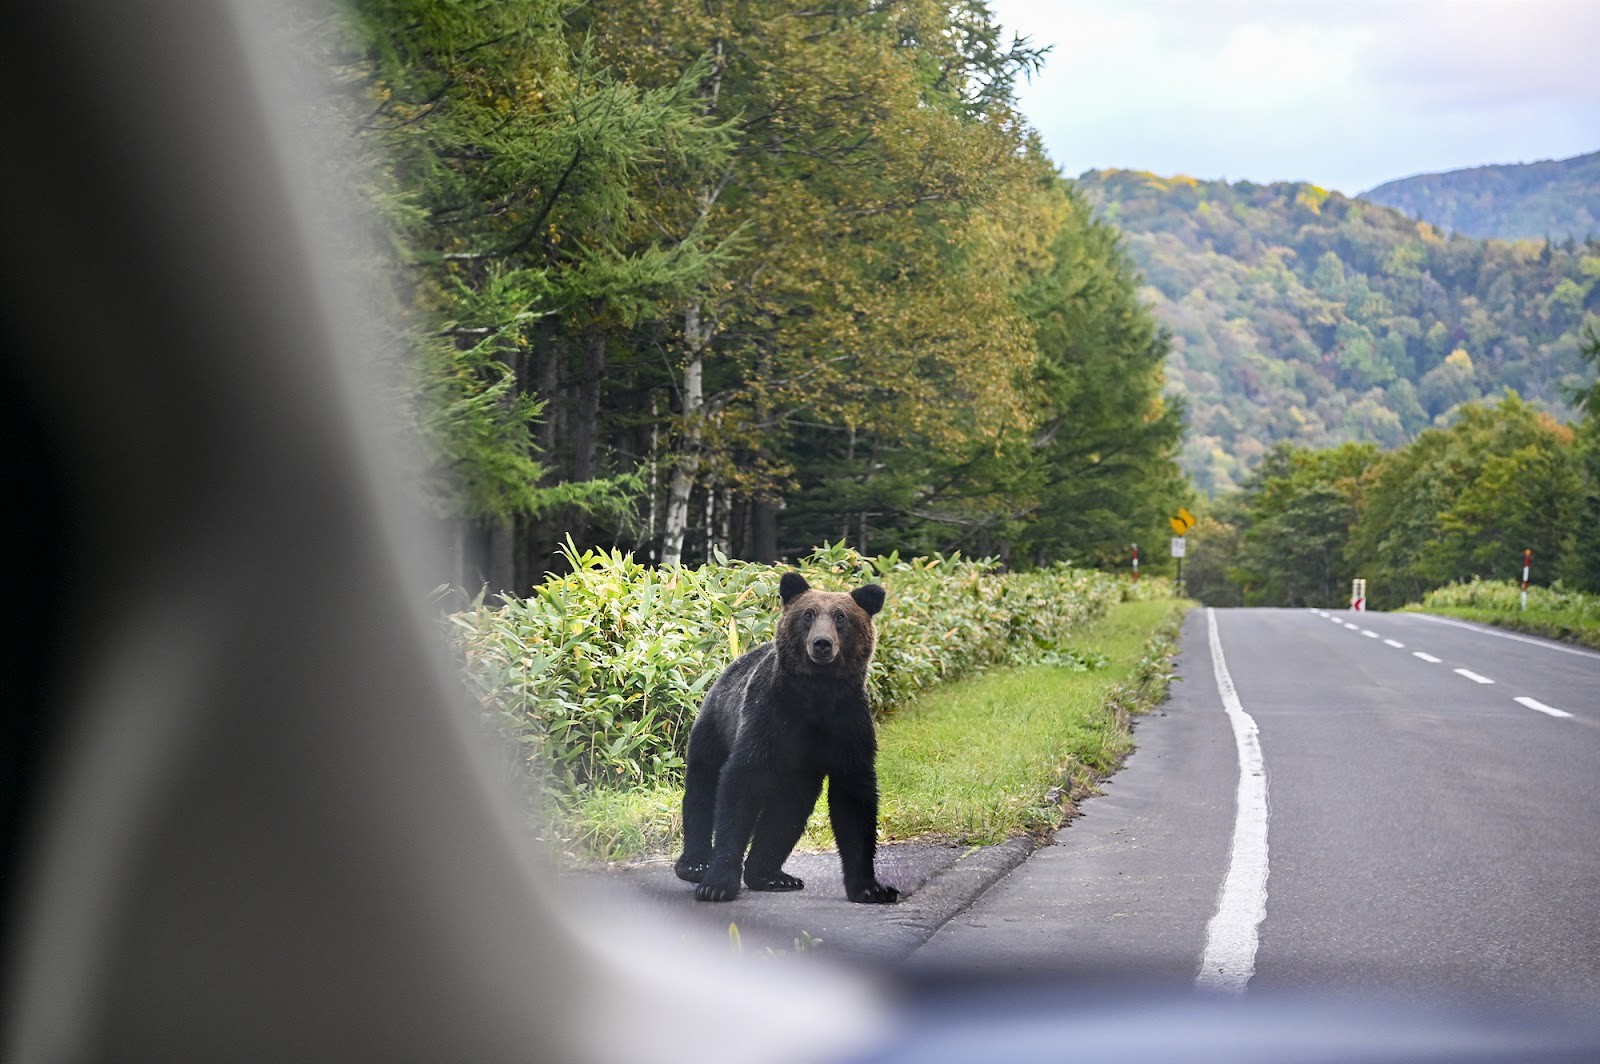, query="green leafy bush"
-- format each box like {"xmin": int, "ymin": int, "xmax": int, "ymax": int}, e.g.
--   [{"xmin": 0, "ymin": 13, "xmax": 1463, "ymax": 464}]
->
[
  {"xmin": 1411, "ymin": 577, "xmax": 1600, "ymax": 649},
  {"xmin": 449, "ymin": 541, "xmax": 1125, "ymax": 805}
]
